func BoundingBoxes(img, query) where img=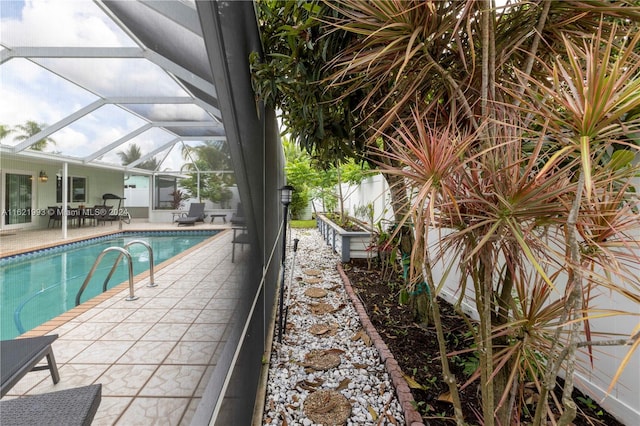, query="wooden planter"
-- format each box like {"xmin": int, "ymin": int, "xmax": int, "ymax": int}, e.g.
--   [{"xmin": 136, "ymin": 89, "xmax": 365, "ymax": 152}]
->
[{"xmin": 316, "ymin": 214, "xmax": 375, "ymax": 262}]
